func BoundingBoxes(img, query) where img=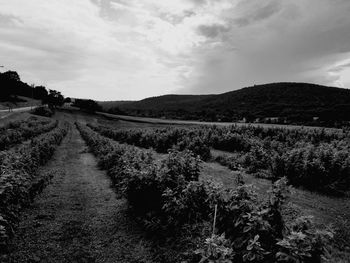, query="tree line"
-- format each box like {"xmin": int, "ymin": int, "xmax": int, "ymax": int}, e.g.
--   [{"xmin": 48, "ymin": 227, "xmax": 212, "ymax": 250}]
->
[{"xmin": 0, "ymin": 70, "xmax": 69, "ymax": 108}]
